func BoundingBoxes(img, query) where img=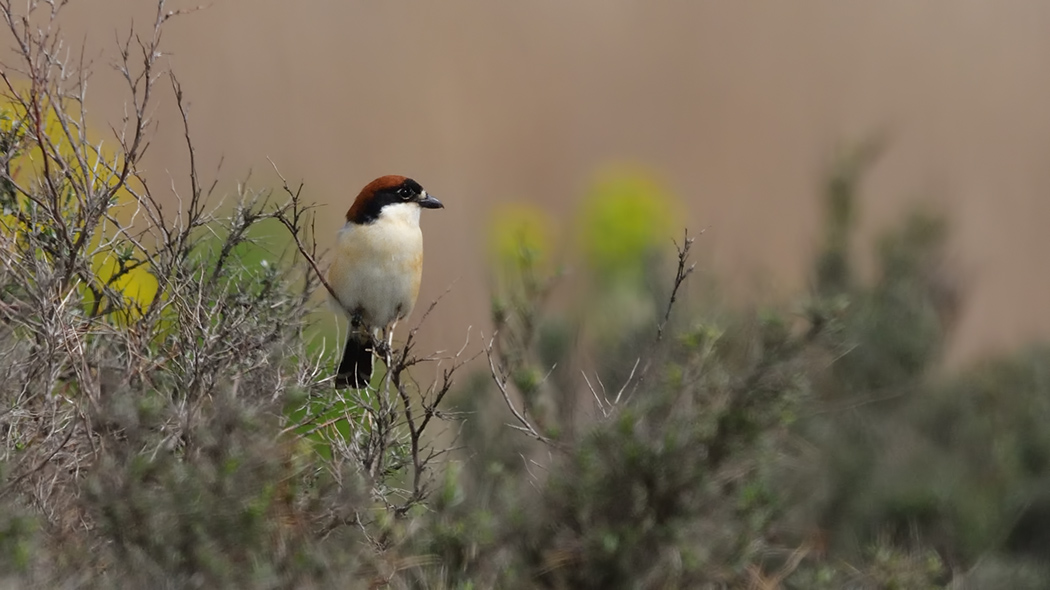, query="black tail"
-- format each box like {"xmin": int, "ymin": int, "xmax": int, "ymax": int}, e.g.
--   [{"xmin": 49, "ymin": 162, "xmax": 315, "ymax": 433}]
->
[{"xmin": 336, "ymin": 332, "xmax": 373, "ymax": 389}]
